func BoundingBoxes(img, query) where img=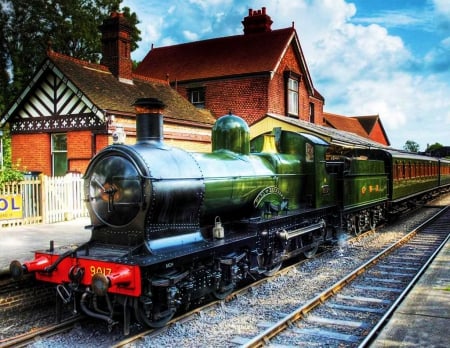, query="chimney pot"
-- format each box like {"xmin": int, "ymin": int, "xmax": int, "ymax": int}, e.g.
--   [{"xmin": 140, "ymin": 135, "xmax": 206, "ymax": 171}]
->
[{"xmin": 242, "ymin": 7, "xmax": 273, "ymax": 34}]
